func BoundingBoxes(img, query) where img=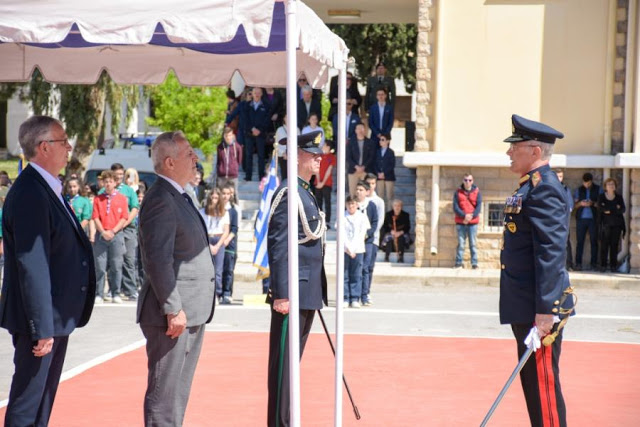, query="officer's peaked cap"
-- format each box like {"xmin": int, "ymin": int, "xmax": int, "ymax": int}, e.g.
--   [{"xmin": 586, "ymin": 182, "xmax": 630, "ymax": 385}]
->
[
  {"xmin": 278, "ymin": 130, "xmax": 323, "ymax": 154},
  {"xmin": 504, "ymin": 114, "xmax": 564, "ymax": 145}
]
